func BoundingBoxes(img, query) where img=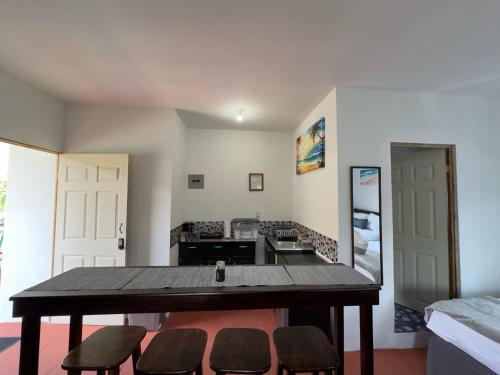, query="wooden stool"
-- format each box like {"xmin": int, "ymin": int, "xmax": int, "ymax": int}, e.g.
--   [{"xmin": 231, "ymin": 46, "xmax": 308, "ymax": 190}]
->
[
  {"xmin": 136, "ymin": 328, "xmax": 208, "ymax": 375},
  {"xmin": 273, "ymin": 326, "xmax": 339, "ymax": 375},
  {"xmin": 209, "ymin": 328, "xmax": 271, "ymax": 375},
  {"xmin": 61, "ymin": 325, "xmax": 147, "ymax": 375}
]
